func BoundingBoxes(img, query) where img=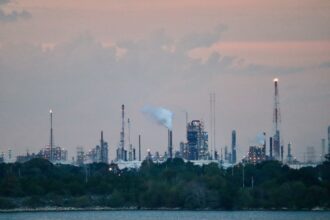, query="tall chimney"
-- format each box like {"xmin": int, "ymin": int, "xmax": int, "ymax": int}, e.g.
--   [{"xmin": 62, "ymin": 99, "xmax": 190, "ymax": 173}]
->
[
  {"xmin": 101, "ymin": 130, "xmax": 104, "ymax": 147},
  {"xmin": 168, "ymin": 129, "xmax": 173, "ymax": 159},
  {"xmin": 231, "ymin": 130, "xmax": 236, "ymax": 164},
  {"xmin": 263, "ymin": 132, "xmax": 266, "ymax": 155}
]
